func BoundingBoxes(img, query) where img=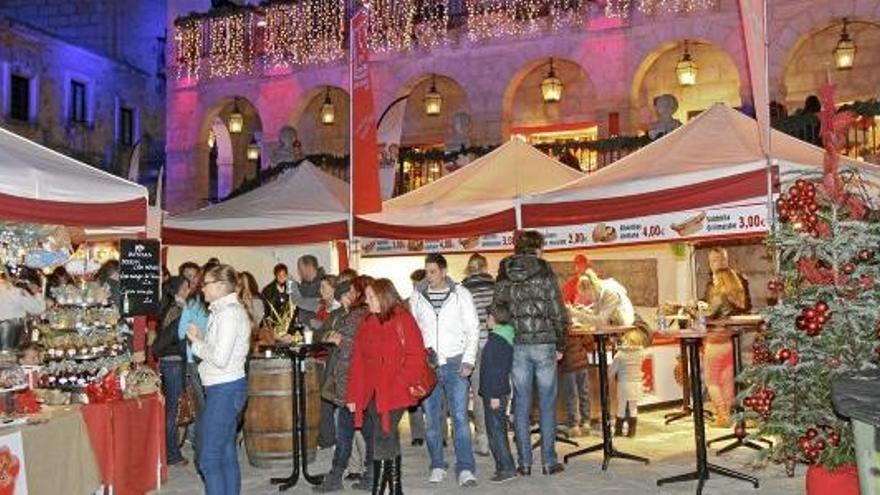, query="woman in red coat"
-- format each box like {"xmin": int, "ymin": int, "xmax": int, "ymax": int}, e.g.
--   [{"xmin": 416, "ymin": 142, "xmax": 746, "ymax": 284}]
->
[{"xmin": 347, "ymin": 278, "xmax": 427, "ymax": 494}]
